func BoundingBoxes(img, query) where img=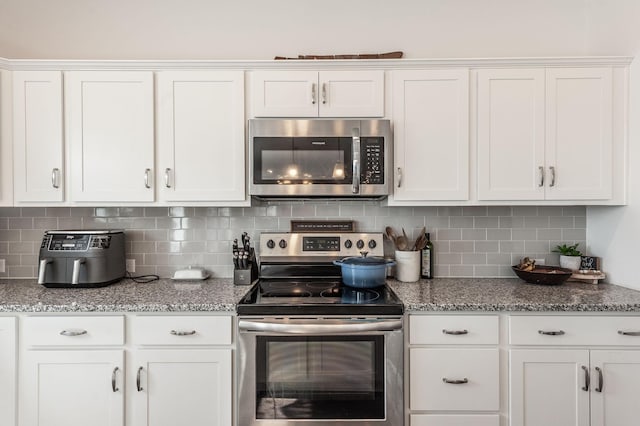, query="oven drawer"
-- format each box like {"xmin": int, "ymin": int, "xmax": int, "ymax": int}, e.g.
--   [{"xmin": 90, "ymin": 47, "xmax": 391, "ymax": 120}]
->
[
  {"xmin": 509, "ymin": 315, "xmax": 640, "ymax": 346},
  {"xmin": 410, "ymin": 315, "xmax": 499, "ymax": 345},
  {"xmin": 23, "ymin": 315, "xmax": 124, "ymax": 347},
  {"xmin": 411, "ymin": 414, "xmax": 500, "ymax": 426},
  {"xmin": 409, "ymin": 348, "xmax": 499, "ymax": 411},
  {"xmin": 131, "ymin": 315, "xmax": 232, "ymax": 345}
]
